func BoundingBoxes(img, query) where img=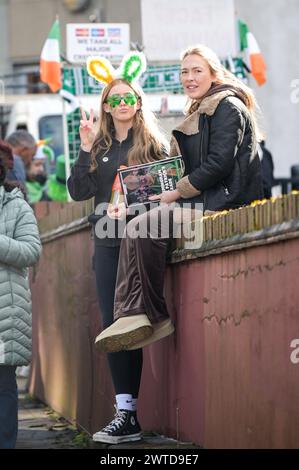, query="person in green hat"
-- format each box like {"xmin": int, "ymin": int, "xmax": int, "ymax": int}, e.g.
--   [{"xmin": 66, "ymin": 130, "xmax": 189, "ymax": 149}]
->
[
  {"xmin": 26, "ymin": 145, "xmax": 49, "ymax": 204},
  {"xmin": 46, "ymin": 154, "xmax": 73, "ymax": 202}
]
